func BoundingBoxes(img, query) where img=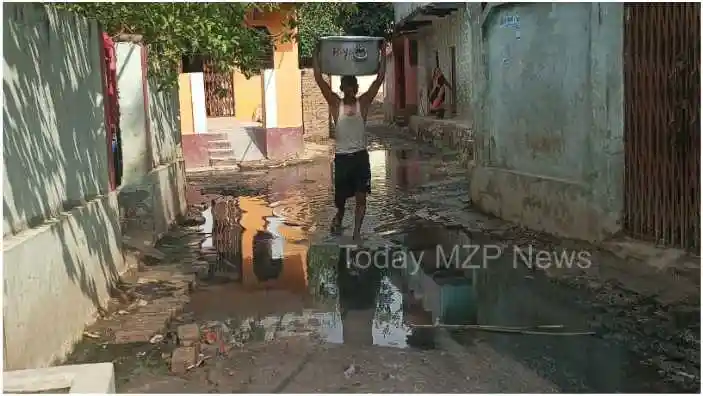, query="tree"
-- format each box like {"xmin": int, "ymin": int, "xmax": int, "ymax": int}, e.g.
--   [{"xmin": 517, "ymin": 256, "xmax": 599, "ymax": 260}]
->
[
  {"xmin": 53, "ymin": 2, "xmax": 289, "ymax": 89},
  {"xmin": 338, "ymin": 3, "xmax": 394, "ymax": 38},
  {"xmin": 296, "ymin": 3, "xmax": 345, "ymax": 61}
]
